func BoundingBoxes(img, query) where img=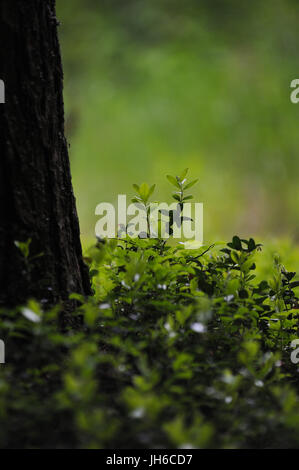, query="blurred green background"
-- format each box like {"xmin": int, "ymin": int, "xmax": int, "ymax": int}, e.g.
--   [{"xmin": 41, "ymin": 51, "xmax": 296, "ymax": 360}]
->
[{"xmin": 56, "ymin": 0, "xmax": 299, "ymax": 244}]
